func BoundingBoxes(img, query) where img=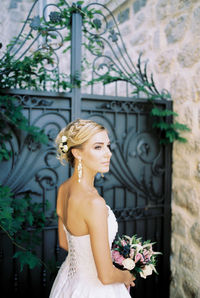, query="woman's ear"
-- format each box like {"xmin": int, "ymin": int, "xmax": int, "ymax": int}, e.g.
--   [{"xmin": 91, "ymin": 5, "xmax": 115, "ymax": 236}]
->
[{"xmin": 71, "ymin": 148, "xmax": 81, "ymax": 160}]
